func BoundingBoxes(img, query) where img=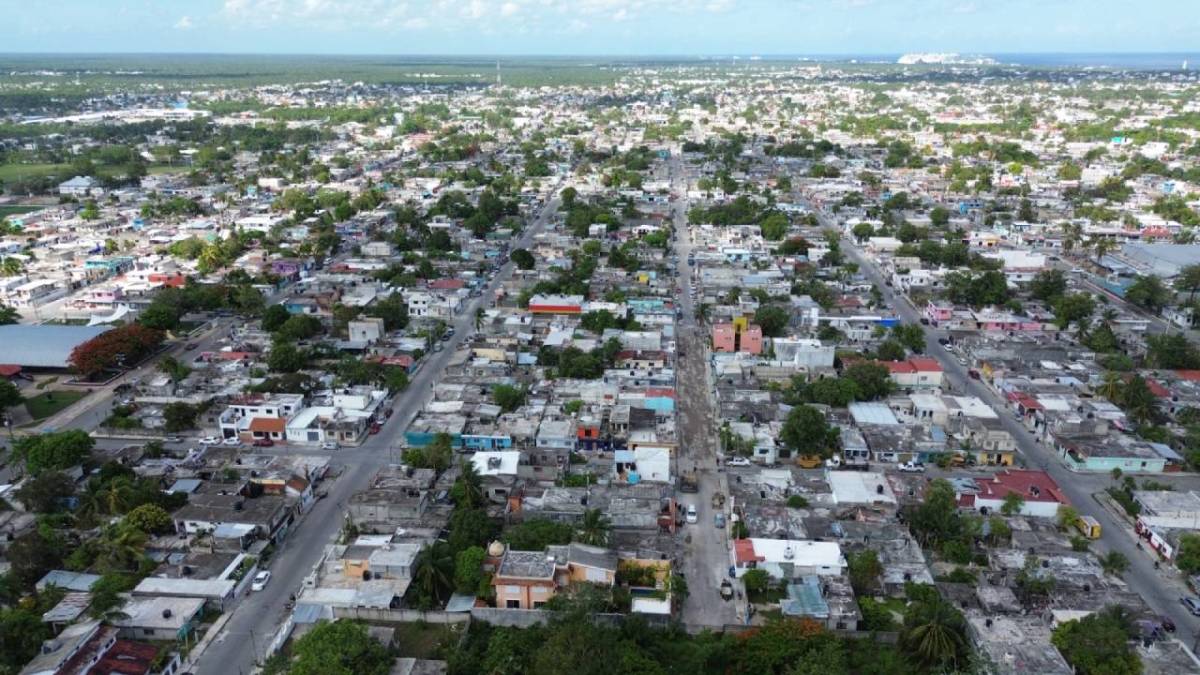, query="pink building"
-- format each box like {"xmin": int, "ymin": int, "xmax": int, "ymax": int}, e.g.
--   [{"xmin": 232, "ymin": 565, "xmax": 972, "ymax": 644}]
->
[
  {"xmin": 740, "ymin": 325, "xmax": 764, "ymax": 355},
  {"xmin": 711, "ymin": 323, "xmax": 763, "ymax": 354},
  {"xmin": 925, "ymin": 301, "xmax": 953, "ymax": 324},
  {"xmin": 713, "ymin": 324, "xmax": 737, "ymax": 352}
]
